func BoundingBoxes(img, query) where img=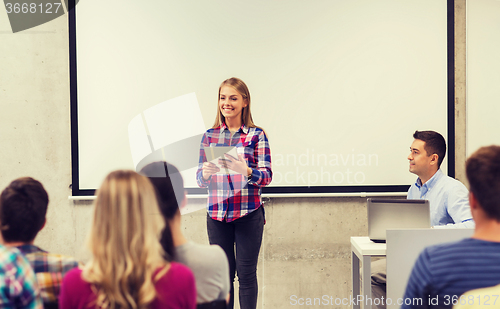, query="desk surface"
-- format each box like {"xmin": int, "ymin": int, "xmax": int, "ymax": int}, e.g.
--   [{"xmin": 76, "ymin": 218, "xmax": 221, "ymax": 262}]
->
[{"xmin": 350, "ymin": 236, "xmax": 386, "ymax": 256}]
